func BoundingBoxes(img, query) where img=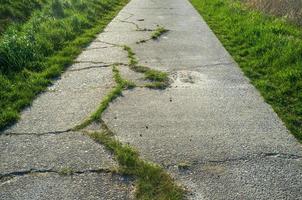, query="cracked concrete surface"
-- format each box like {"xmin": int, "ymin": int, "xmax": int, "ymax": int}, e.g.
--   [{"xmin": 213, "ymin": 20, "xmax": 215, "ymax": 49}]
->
[
  {"xmin": 99, "ymin": 0, "xmax": 302, "ymax": 199},
  {"xmin": 0, "ymin": 173, "xmax": 133, "ymax": 200},
  {"xmin": 0, "ymin": 132, "xmax": 116, "ymax": 175},
  {"xmin": 1, "ymin": 0, "xmax": 302, "ymax": 199}
]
